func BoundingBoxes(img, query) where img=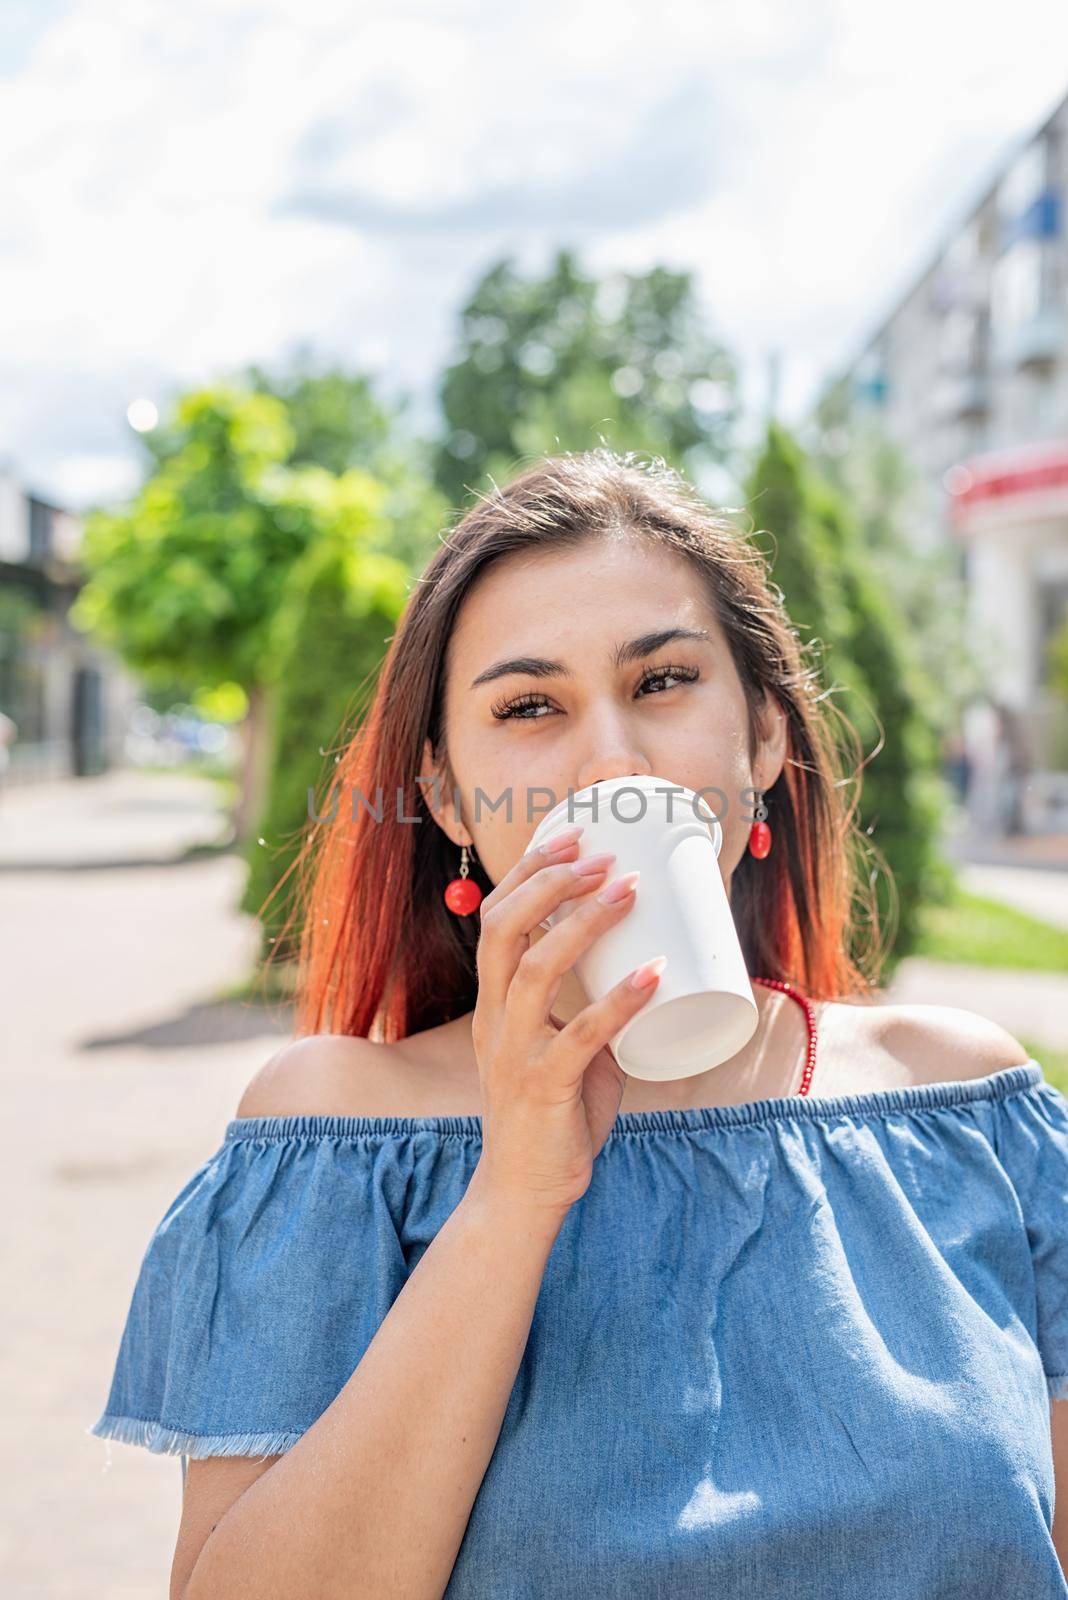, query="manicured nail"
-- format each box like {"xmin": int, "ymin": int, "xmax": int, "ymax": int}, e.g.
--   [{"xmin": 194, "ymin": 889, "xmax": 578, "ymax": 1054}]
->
[
  {"xmin": 572, "ymin": 851, "xmax": 616, "ymax": 875},
  {"xmin": 629, "ymin": 955, "xmax": 668, "ymax": 990},
  {"xmin": 541, "ymin": 824, "xmax": 585, "ymax": 854},
  {"xmin": 597, "ymin": 869, "xmax": 640, "ymax": 904}
]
